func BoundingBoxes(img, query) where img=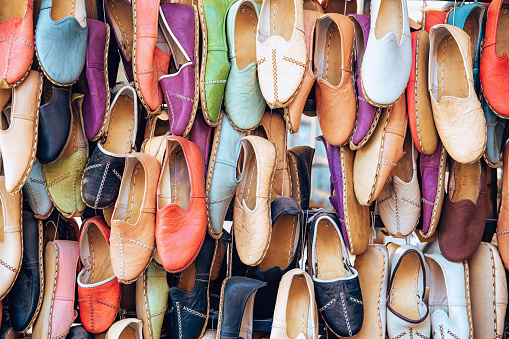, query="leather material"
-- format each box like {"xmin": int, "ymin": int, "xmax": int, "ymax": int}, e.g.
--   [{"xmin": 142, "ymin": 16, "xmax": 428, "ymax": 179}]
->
[
  {"xmin": 156, "ymin": 136, "xmax": 207, "ymax": 273},
  {"xmin": 33, "ymin": 240, "xmax": 79, "ymax": 339},
  {"xmin": 419, "ymin": 141, "xmax": 447, "ymax": 238},
  {"xmin": 0, "ymin": 70, "xmax": 41, "ymax": 194},
  {"xmin": 468, "ymin": 242, "xmax": 507, "ymax": 339},
  {"xmin": 224, "ymin": 0, "xmax": 265, "ymax": 131},
  {"xmin": 167, "ymin": 235, "xmax": 215, "ymax": 339},
  {"xmin": 189, "ymin": 112, "xmax": 213, "ymax": 173},
  {"xmin": 106, "ymin": 319, "xmax": 143, "ymax": 339},
  {"xmin": 349, "ymin": 14, "xmax": 379, "ymax": 149},
  {"xmin": 351, "ymin": 244, "xmax": 389, "ymax": 339},
  {"xmin": 66, "ymin": 325, "xmax": 94, "ymax": 339},
  {"xmin": 362, "ymin": 0, "xmax": 412, "ymax": 106},
  {"xmin": 438, "ymin": 159, "xmax": 486, "ymax": 262},
  {"xmin": 218, "ymin": 276, "xmax": 266, "ymax": 339},
  {"xmin": 233, "ymin": 135, "xmax": 276, "ymax": 266},
  {"xmin": 354, "ymin": 96, "xmax": 408, "ymax": 206},
  {"xmin": 319, "ymin": 136, "xmax": 369, "ymax": 255},
  {"xmin": 136, "ymin": 261, "xmax": 169, "ymax": 339},
  {"xmin": 315, "ymin": 14, "xmax": 356, "ymax": 146},
  {"xmin": 483, "ymin": 96, "xmax": 506, "ymax": 168},
  {"xmin": 207, "ymin": 115, "xmax": 245, "ymax": 238},
  {"xmin": 287, "ymin": 146, "xmax": 315, "ymax": 210},
  {"xmin": 428, "ymin": 24, "xmax": 486, "ymax": 164},
  {"xmin": 158, "ymin": 3, "xmax": 198, "ymax": 137},
  {"xmin": 44, "ymin": 94, "xmax": 88, "ymax": 218},
  {"xmin": 0, "ymin": 0, "xmax": 34, "ymax": 88},
  {"xmin": 424, "ymin": 11, "xmax": 447, "ymax": 33},
  {"xmin": 426, "ymin": 253, "xmax": 471, "ymax": 339},
  {"xmin": 199, "ymin": 0, "xmax": 237, "ymax": 124},
  {"xmin": 496, "ymin": 141, "xmax": 509, "ymax": 268},
  {"xmin": 35, "ymin": 0, "xmax": 87, "ymax": 85},
  {"xmin": 23, "ymin": 159, "xmax": 54, "ymax": 219},
  {"xmin": 9, "ymin": 212, "xmax": 43, "ymax": 332},
  {"xmin": 270, "ymin": 269, "xmax": 318, "ymax": 339},
  {"xmin": 77, "ymin": 217, "xmax": 120, "ymax": 333},
  {"xmin": 83, "ymin": 19, "xmax": 110, "ymax": 141},
  {"xmin": 37, "ymin": 85, "xmax": 72, "ymax": 165},
  {"xmin": 111, "ymin": 152, "xmax": 160, "ymax": 283},
  {"xmin": 256, "ymin": 0, "xmax": 306, "ymax": 108}
]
